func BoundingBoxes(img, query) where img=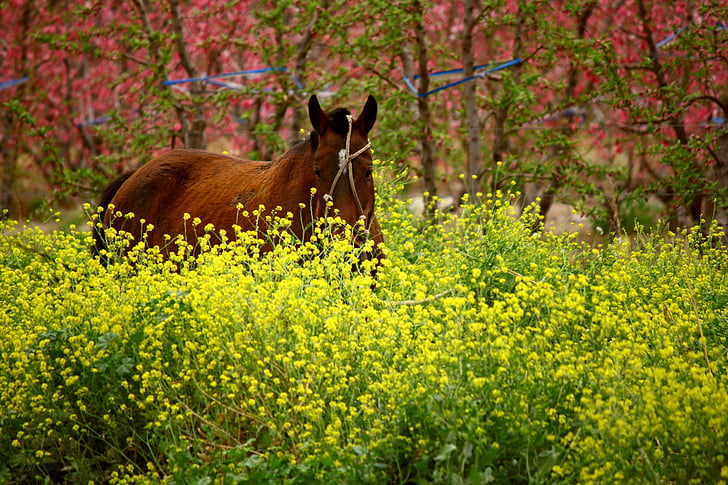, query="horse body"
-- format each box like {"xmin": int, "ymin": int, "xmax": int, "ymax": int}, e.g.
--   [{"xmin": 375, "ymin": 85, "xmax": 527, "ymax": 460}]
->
[
  {"xmin": 94, "ymin": 95, "xmax": 384, "ymax": 261},
  {"xmin": 106, "ymin": 148, "xmax": 306, "ymax": 249}
]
